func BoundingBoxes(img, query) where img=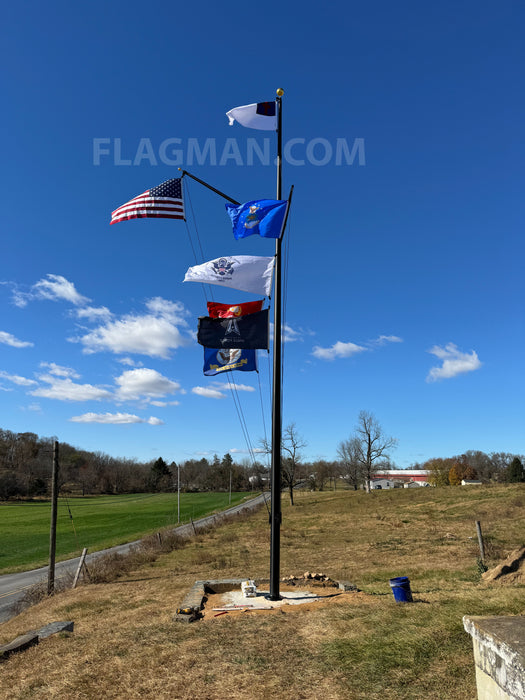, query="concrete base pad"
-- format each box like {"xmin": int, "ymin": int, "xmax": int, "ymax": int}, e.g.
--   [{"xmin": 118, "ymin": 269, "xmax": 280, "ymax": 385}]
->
[{"xmin": 218, "ymin": 588, "xmax": 322, "ymax": 609}]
